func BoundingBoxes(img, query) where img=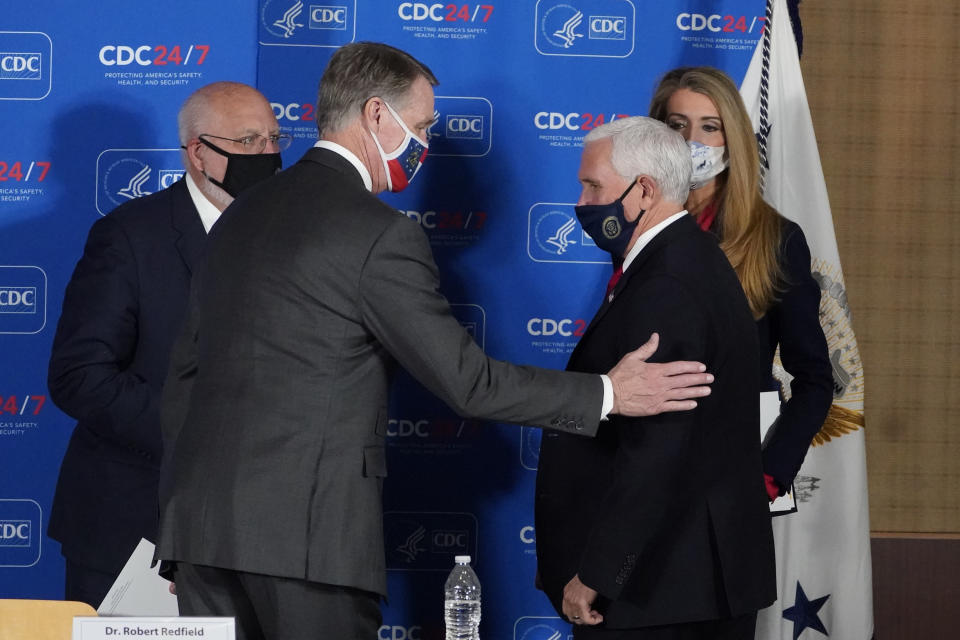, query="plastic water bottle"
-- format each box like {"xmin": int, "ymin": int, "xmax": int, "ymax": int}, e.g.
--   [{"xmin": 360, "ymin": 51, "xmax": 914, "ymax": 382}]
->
[{"xmin": 444, "ymin": 555, "xmax": 481, "ymax": 640}]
